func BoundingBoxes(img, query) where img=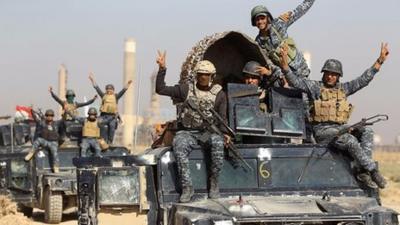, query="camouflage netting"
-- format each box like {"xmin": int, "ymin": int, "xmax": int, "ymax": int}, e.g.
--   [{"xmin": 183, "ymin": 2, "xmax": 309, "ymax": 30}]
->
[
  {"xmin": 180, "ymin": 31, "xmax": 268, "ymax": 85},
  {"xmin": 0, "ymin": 195, "xmax": 31, "ymax": 225}
]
